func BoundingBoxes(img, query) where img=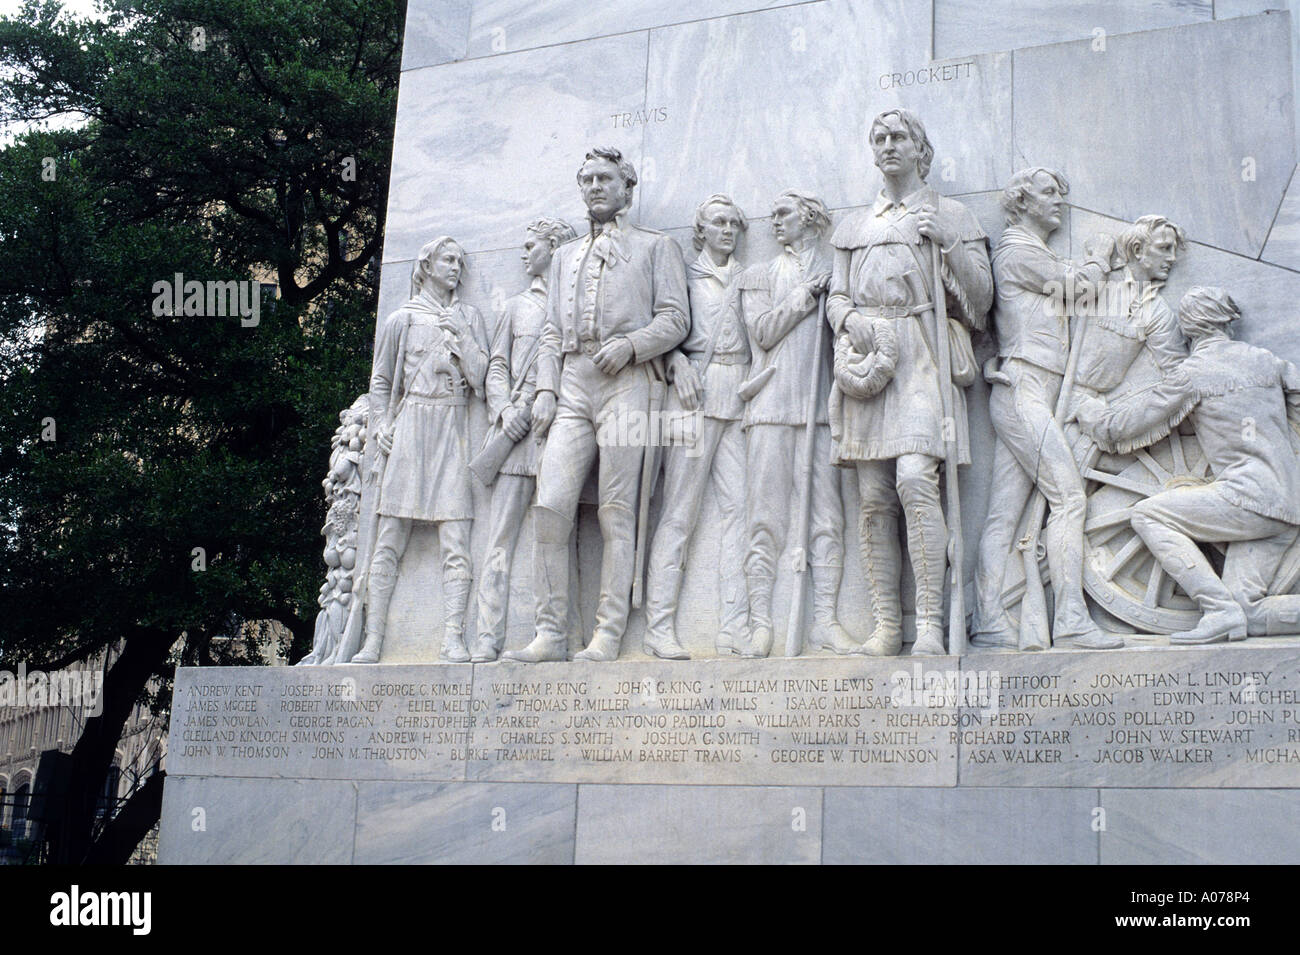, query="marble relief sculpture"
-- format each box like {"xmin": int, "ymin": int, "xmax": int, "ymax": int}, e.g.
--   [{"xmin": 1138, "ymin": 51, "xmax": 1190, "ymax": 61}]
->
[
  {"xmin": 737, "ymin": 190, "xmax": 856, "ymax": 658},
  {"xmin": 826, "ymin": 108, "xmax": 992, "ymax": 657},
  {"xmin": 971, "ymin": 168, "xmax": 1123, "ymax": 652},
  {"xmin": 354, "ymin": 237, "xmax": 489, "ymax": 664},
  {"xmin": 502, "ymin": 147, "xmax": 690, "ymax": 663},
  {"xmin": 468, "ymin": 217, "xmax": 577, "ymax": 662},
  {"xmin": 308, "ymin": 120, "xmax": 1300, "ymax": 665},
  {"xmin": 641, "ymin": 195, "xmax": 750, "ymax": 660},
  {"xmin": 298, "ymin": 396, "xmax": 369, "ymax": 666},
  {"xmin": 1073, "ymin": 287, "xmax": 1300, "ymax": 644}
]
